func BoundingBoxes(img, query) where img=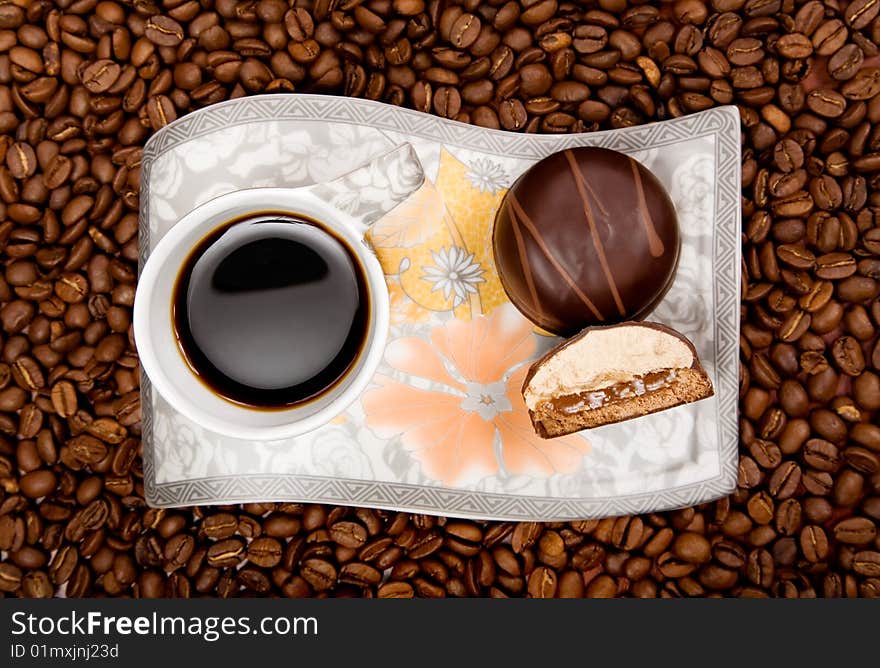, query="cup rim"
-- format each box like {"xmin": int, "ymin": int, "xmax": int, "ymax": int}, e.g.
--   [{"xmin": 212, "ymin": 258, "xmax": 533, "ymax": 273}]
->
[{"xmin": 134, "ymin": 187, "xmax": 390, "ymax": 441}]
